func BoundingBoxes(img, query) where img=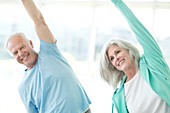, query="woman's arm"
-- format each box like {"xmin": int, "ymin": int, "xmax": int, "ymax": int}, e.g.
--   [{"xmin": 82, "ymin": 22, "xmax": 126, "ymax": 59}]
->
[
  {"xmin": 111, "ymin": 0, "xmax": 170, "ymax": 106},
  {"xmin": 111, "ymin": 0, "xmax": 163, "ymax": 59}
]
